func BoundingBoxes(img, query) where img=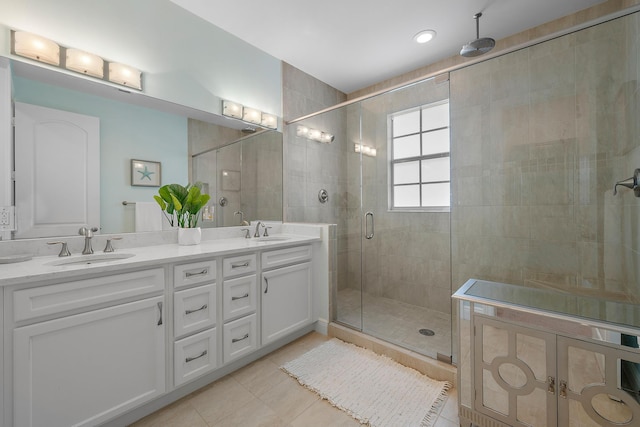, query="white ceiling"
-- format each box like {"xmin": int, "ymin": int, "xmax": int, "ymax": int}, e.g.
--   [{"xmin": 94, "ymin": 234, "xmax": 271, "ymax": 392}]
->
[{"xmin": 170, "ymin": 0, "xmax": 606, "ymax": 94}]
